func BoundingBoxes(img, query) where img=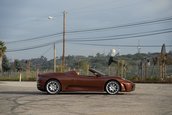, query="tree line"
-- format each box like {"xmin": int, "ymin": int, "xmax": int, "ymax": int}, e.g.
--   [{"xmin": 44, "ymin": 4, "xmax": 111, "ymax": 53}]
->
[
  {"xmin": 1, "ymin": 52, "xmax": 172, "ymax": 73},
  {"xmin": 1, "ymin": 40, "xmax": 172, "ymax": 79}
]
